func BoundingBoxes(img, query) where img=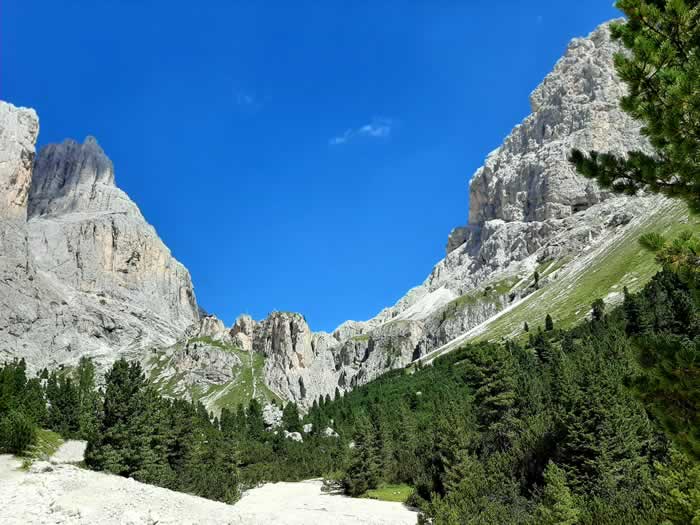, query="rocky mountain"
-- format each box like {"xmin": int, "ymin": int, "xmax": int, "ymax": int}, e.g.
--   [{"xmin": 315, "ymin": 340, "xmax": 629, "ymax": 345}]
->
[
  {"xmin": 186, "ymin": 21, "xmax": 679, "ymax": 409},
  {"xmin": 0, "ymin": 106, "xmax": 198, "ymax": 372},
  {"xmin": 0, "ymin": 21, "xmax": 692, "ymax": 412}
]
